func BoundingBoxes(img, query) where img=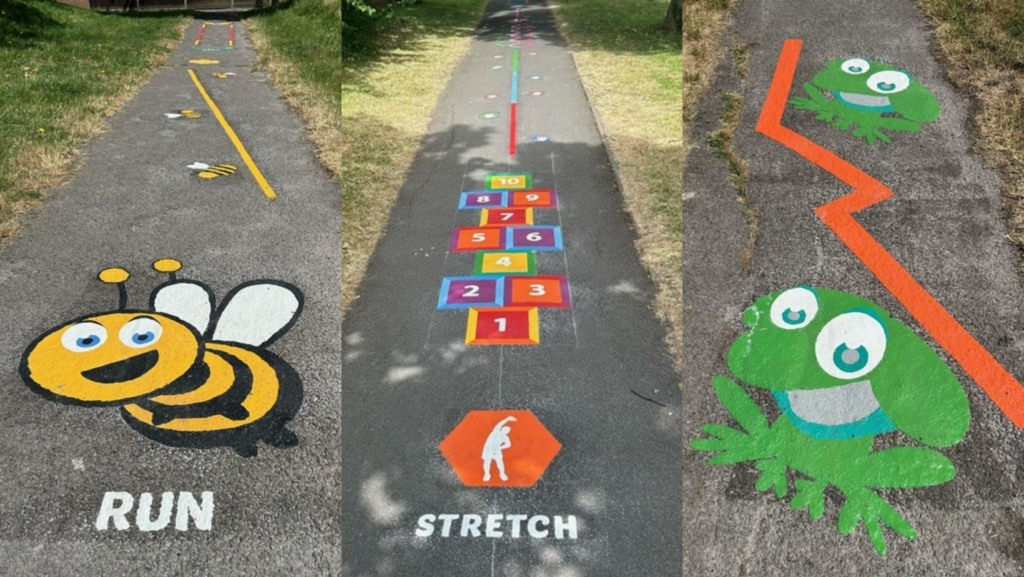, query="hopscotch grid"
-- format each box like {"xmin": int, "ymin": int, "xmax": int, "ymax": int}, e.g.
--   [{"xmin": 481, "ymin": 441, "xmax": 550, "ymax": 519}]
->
[{"xmin": 550, "ymin": 150, "xmax": 579, "ymax": 348}]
